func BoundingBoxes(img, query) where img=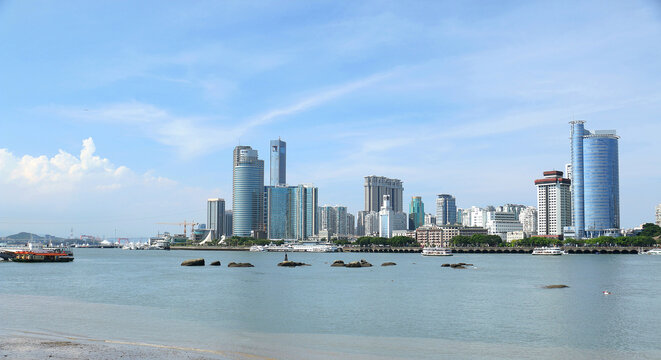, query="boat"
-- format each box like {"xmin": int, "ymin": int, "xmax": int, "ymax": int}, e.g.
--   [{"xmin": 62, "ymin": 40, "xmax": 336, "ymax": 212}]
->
[
  {"xmin": 421, "ymin": 247, "xmax": 453, "ymax": 256},
  {"xmin": 643, "ymin": 248, "xmax": 661, "ymax": 255},
  {"xmin": 1, "ymin": 243, "xmax": 74, "ymax": 262},
  {"xmin": 532, "ymin": 247, "xmax": 564, "ymax": 255},
  {"xmin": 249, "ymin": 245, "xmax": 266, "ymax": 252}
]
